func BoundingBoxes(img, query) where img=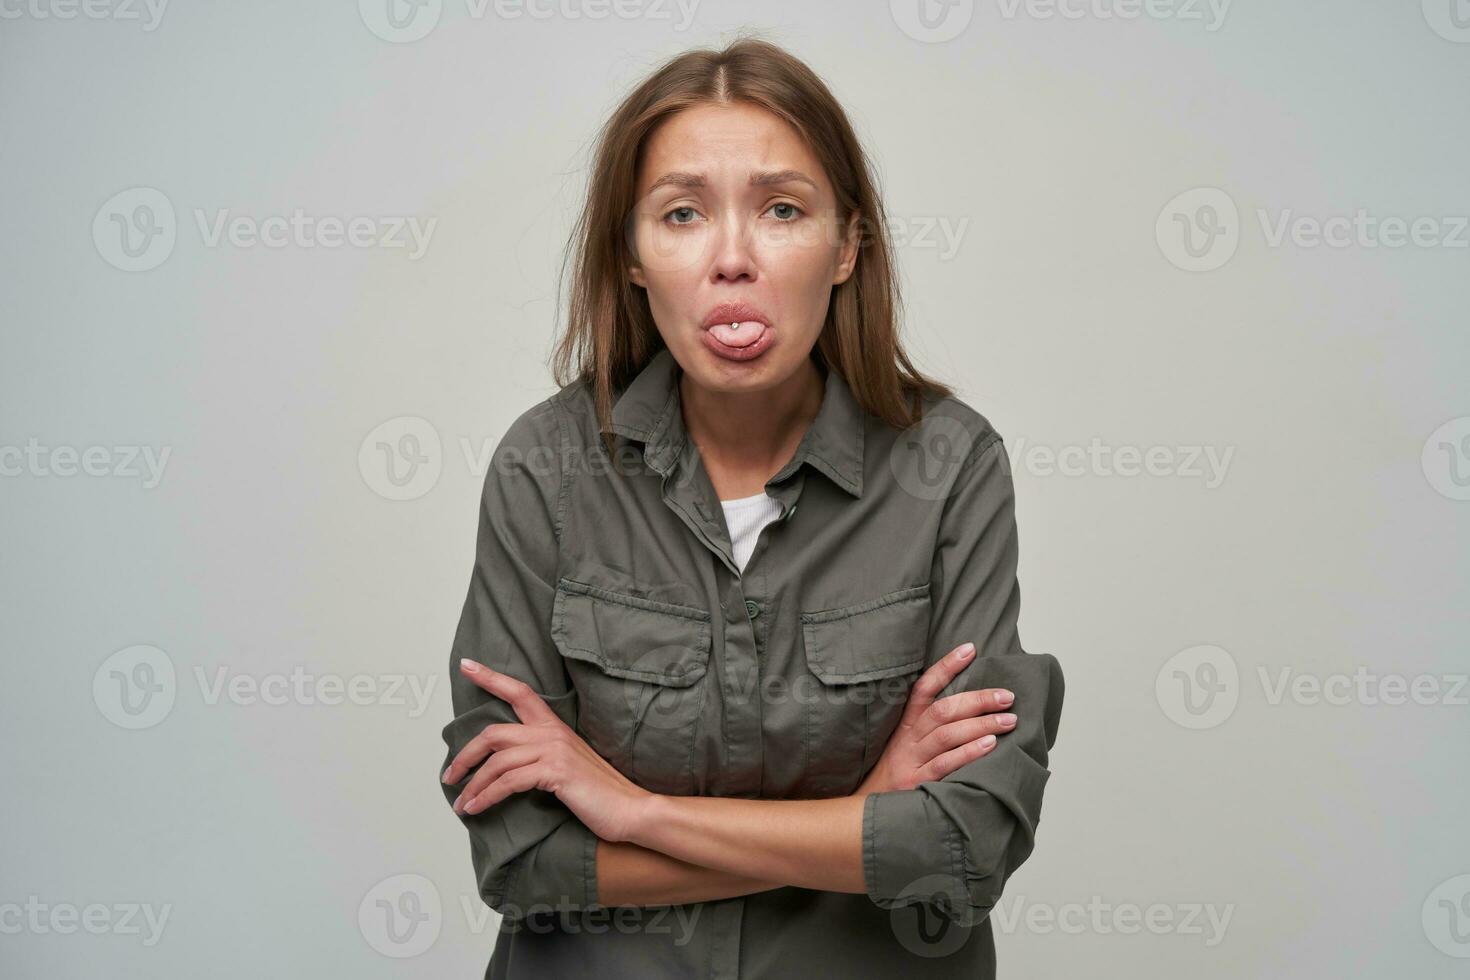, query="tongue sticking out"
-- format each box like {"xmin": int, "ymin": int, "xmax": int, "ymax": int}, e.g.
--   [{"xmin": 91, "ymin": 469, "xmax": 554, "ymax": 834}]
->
[{"xmin": 709, "ymin": 321, "xmax": 765, "ymax": 348}]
